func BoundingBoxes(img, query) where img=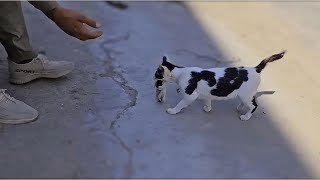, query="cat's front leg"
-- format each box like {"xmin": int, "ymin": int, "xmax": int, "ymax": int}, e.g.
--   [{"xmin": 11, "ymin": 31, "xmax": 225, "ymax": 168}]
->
[
  {"xmin": 166, "ymin": 98, "xmax": 193, "ymax": 115},
  {"xmin": 166, "ymin": 93, "xmax": 198, "ymax": 115}
]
